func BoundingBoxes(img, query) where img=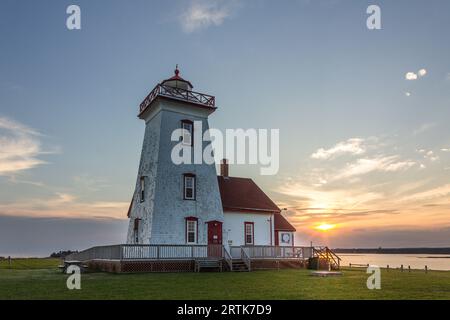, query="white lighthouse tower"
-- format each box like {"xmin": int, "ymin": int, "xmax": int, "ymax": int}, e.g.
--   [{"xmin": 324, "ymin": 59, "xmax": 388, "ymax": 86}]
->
[{"xmin": 126, "ymin": 67, "xmax": 224, "ymax": 246}]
